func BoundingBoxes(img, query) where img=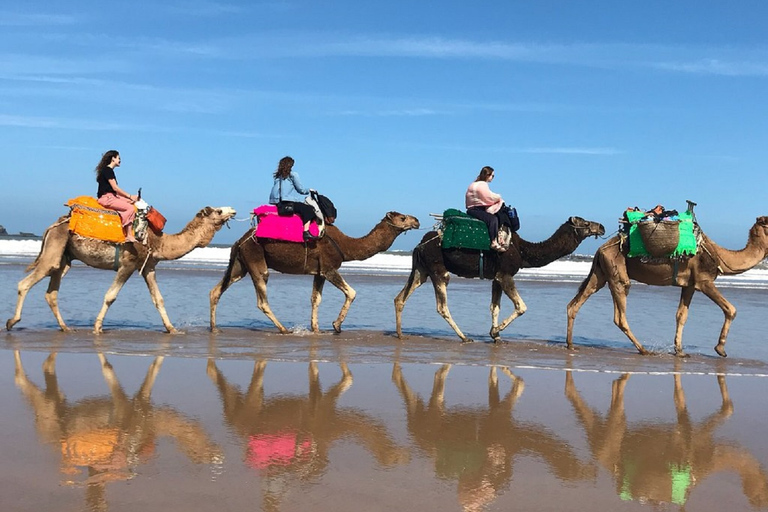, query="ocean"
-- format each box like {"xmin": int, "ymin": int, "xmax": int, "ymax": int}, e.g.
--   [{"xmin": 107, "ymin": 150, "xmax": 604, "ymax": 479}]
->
[{"xmin": 2, "ymin": 238, "xmax": 768, "ymax": 363}]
